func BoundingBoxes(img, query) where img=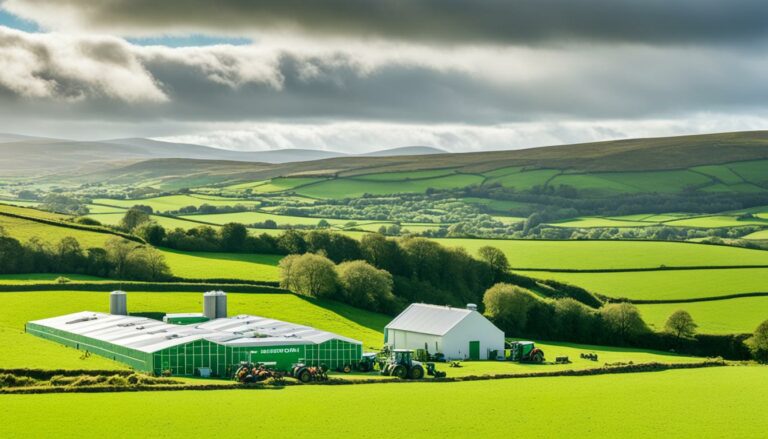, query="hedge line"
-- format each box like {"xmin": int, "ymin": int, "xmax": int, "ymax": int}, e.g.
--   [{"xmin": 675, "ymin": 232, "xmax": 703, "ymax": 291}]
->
[
  {"xmin": 0, "ymin": 282, "xmax": 290, "ymax": 294},
  {"xmin": 601, "ymin": 291, "xmax": 768, "ymax": 305},
  {"xmin": 0, "ymin": 210, "xmax": 144, "ymax": 243},
  {"xmin": 0, "ymin": 361, "xmax": 729, "ymax": 394},
  {"xmin": 513, "ymin": 264, "xmax": 768, "ymax": 273},
  {"xmin": 504, "ymin": 272, "xmax": 603, "ymax": 308},
  {"xmin": 0, "ymin": 368, "xmax": 132, "ymax": 379}
]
